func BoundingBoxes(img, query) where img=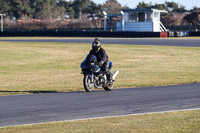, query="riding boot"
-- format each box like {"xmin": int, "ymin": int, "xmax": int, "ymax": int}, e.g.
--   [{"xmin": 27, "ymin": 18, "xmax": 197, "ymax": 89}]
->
[
  {"xmin": 106, "ymin": 71, "xmax": 113, "ymax": 81},
  {"xmin": 103, "ymin": 61, "xmax": 113, "ymax": 81}
]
